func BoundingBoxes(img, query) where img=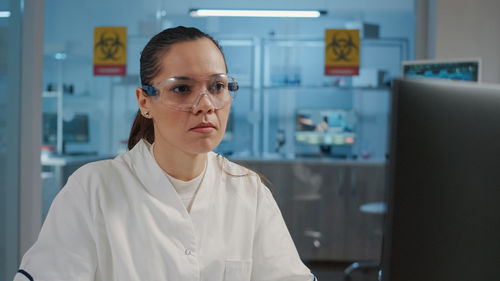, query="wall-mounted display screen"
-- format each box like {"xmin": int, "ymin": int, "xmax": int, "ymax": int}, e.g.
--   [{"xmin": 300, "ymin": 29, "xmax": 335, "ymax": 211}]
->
[
  {"xmin": 42, "ymin": 113, "xmax": 90, "ymax": 145},
  {"xmin": 401, "ymin": 58, "xmax": 481, "ymax": 82},
  {"xmin": 295, "ymin": 109, "xmax": 356, "ymax": 146}
]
